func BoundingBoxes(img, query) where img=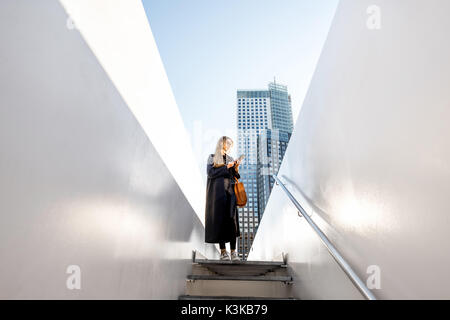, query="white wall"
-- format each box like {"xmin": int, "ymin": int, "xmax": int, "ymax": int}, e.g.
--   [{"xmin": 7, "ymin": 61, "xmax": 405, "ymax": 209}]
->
[
  {"xmin": 0, "ymin": 0, "xmax": 217, "ymax": 299},
  {"xmin": 59, "ymin": 0, "xmax": 206, "ymax": 225},
  {"xmin": 249, "ymin": 0, "xmax": 450, "ymax": 299}
]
